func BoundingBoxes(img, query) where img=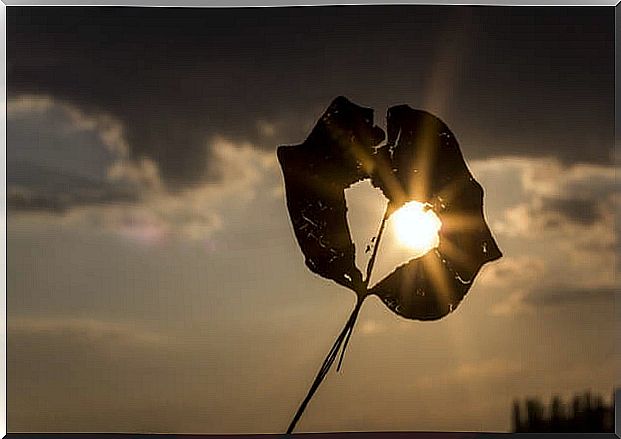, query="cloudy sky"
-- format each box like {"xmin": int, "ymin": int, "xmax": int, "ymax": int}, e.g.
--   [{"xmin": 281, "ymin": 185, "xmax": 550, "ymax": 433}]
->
[{"xmin": 6, "ymin": 5, "xmax": 618, "ymax": 433}]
